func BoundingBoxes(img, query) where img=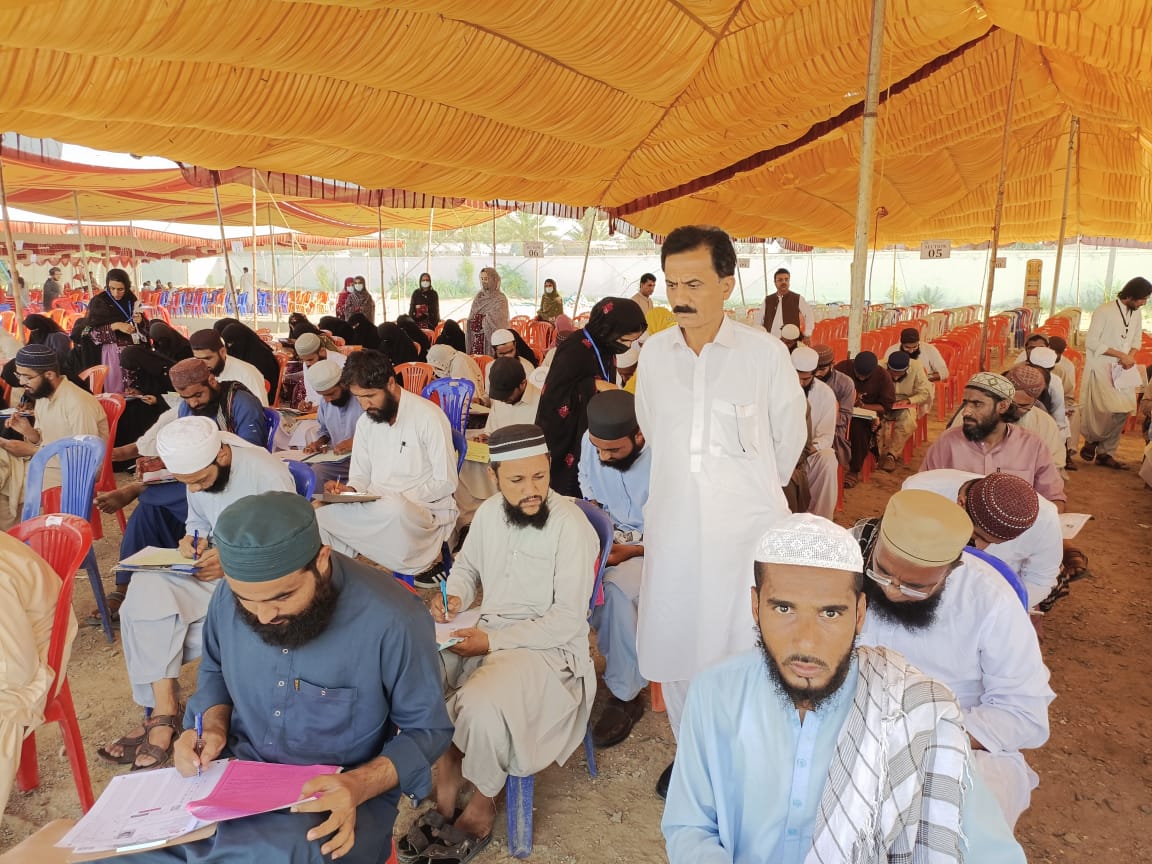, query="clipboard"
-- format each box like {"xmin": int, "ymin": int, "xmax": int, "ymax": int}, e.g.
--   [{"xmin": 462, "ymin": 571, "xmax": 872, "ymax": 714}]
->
[
  {"xmin": 312, "ymin": 492, "xmax": 381, "ymax": 504},
  {"xmin": 0, "ymin": 819, "xmax": 217, "ymax": 863}
]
